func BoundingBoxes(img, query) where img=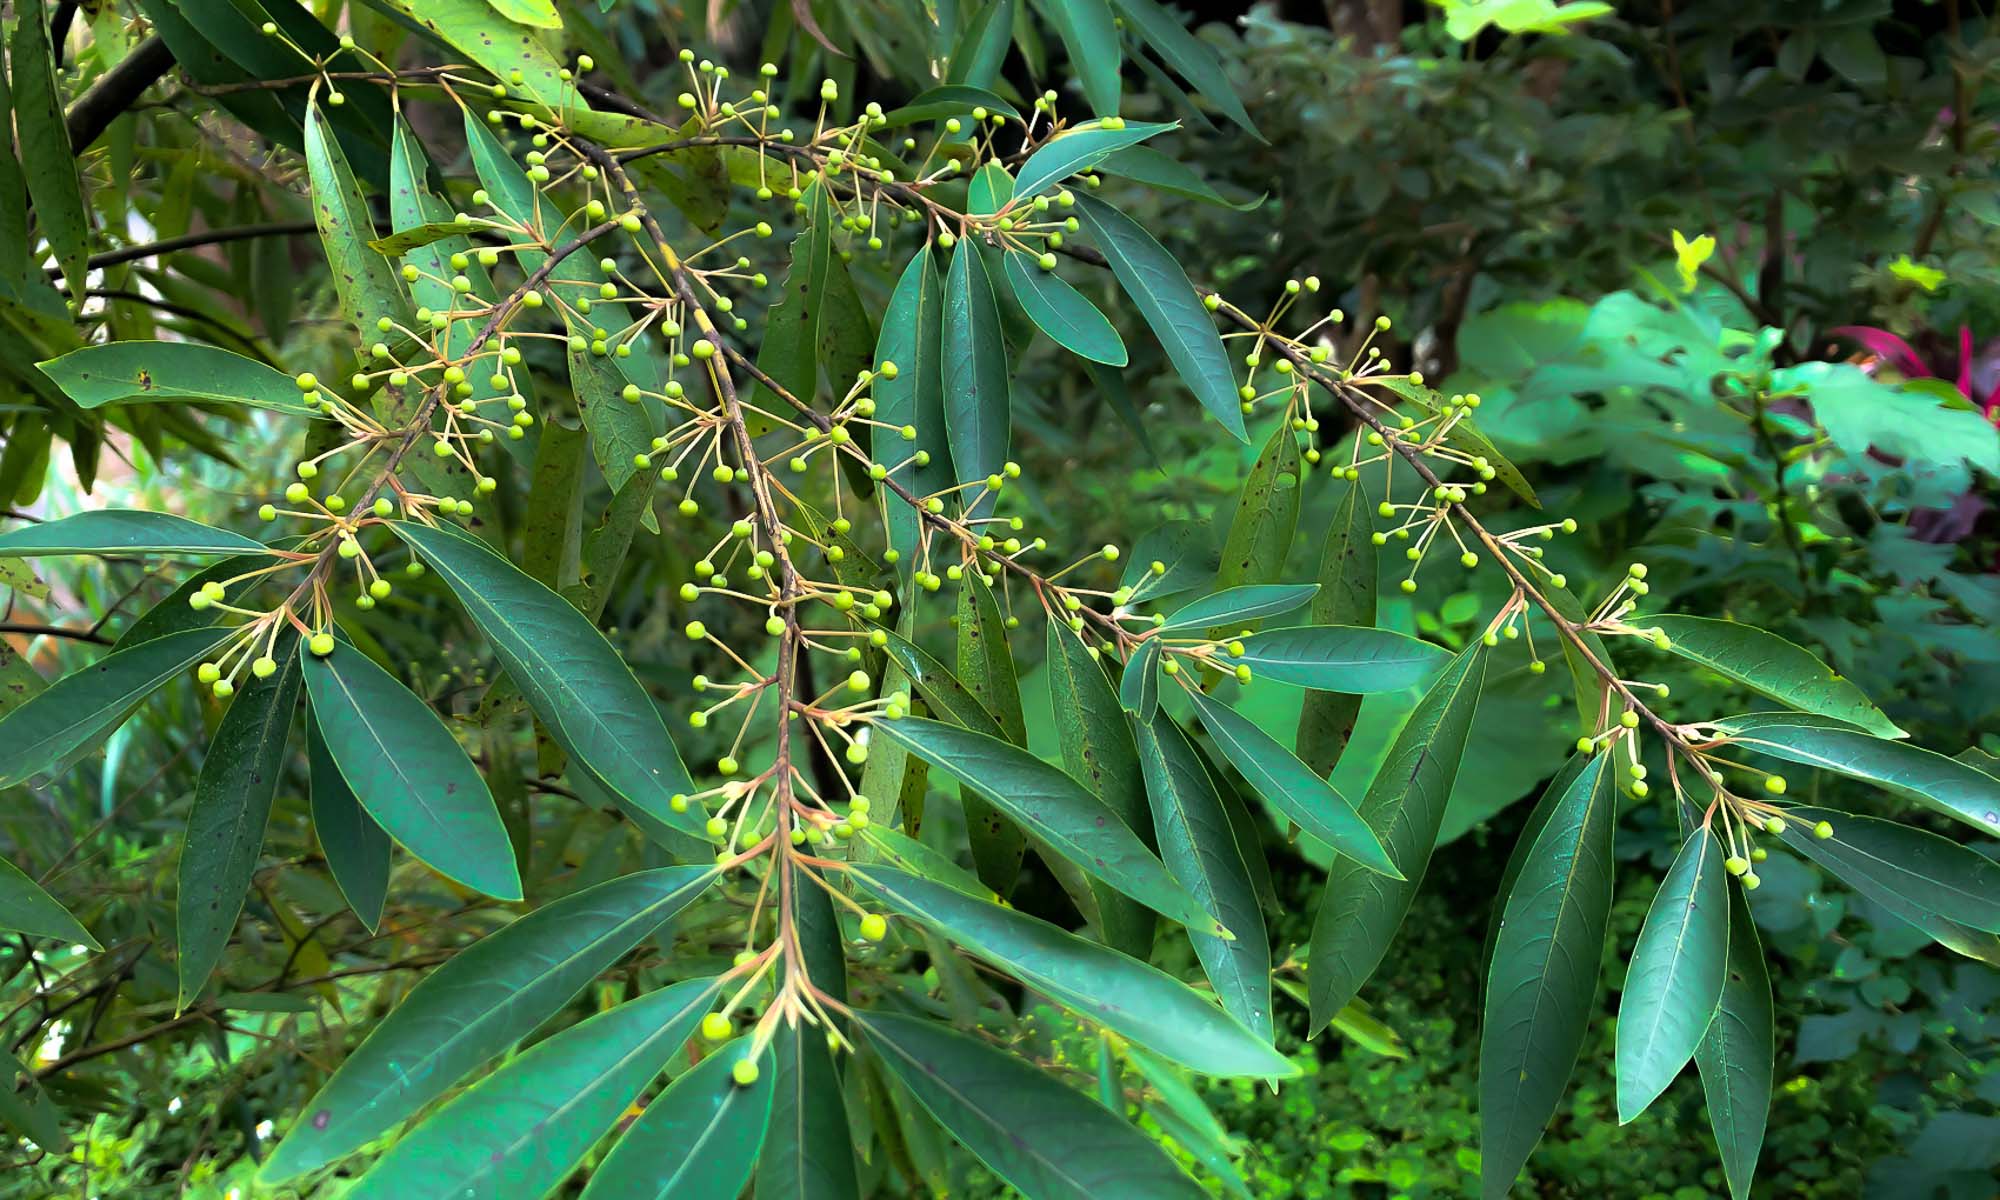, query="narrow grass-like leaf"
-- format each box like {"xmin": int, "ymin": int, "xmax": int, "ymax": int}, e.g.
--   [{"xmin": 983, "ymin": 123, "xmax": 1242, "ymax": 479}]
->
[
  {"xmin": 943, "ymin": 239, "xmax": 1012, "ymax": 489},
  {"xmin": 1772, "ymin": 806, "xmax": 2000, "ymax": 934},
  {"xmin": 1187, "ymin": 689, "xmax": 1397, "ymax": 876},
  {"xmin": 1073, "ymin": 194, "xmax": 1244, "ymax": 440},
  {"xmin": 1014, "ymin": 122, "xmax": 1172, "ymax": 201},
  {"xmin": 307, "ymin": 711, "xmax": 390, "ymax": 932},
  {"xmin": 177, "ymin": 634, "xmax": 302, "ymax": 1006},
  {"xmin": 394, "ymin": 522, "xmax": 702, "ymax": 836},
  {"xmin": 1718, "ymin": 713, "xmax": 2000, "ymax": 838},
  {"xmin": 1048, "ymin": 624, "xmax": 1155, "ymax": 957},
  {"xmin": 350, "ymin": 978, "xmax": 723, "ymax": 1200},
  {"xmin": 262, "ymin": 866, "xmax": 716, "ymax": 1180},
  {"xmin": 0, "ymin": 856, "xmax": 97, "ymax": 948},
  {"xmin": 874, "ymin": 717, "xmax": 1226, "ymax": 936},
  {"xmin": 1647, "ymin": 615, "xmax": 1900, "ymax": 737},
  {"xmin": 1160, "ymin": 584, "xmax": 1316, "ymax": 633},
  {"xmin": 1134, "ymin": 711, "xmax": 1271, "ymax": 1038},
  {"xmin": 1004, "ymin": 252, "xmax": 1128, "ymax": 365},
  {"xmin": 583, "ymin": 1037, "xmax": 774, "ymax": 1200},
  {"xmin": 38, "ymin": 343, "xmax": 319, "ymax": 415},
  {"xmin": 1239, "ymin": 625, "xmax": 1448, "ymax": 693},
  {"xmin": 300, "ymin": 642, "xmax": 519, "ymax": 900},
  {"xmin": 855, "ymin": 865, "xmax": 1291, "ymax": 1078},
  {"xmin": 1478, "ymin": 753, "xmax": 1615, "ymax": 1199},
  {"xmin": 1616, "ymin": 827, "xmax": 1729, "ymax": 1123},
  {"xmin": 0, "ymin": 627, "xmax": 227, "ymax": 789},
  {"xmin": 858, "ymin": 1010, "xmax": 1207, "ymax": 1199},
  {"xmin": 1694, "ymin": 886, "xmax": 1773, "ymax": 1200},
  {"xmin": 1308, "ymin": 645, "xmax": 1485, "ymax": 1030},
  {"xmin": 1109, "ymin": 0, "xmax": 1260, "ymax": 137},
  {"xmin": 0, "ymin": 511, "xmax": 267, "ymax": 558}
]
